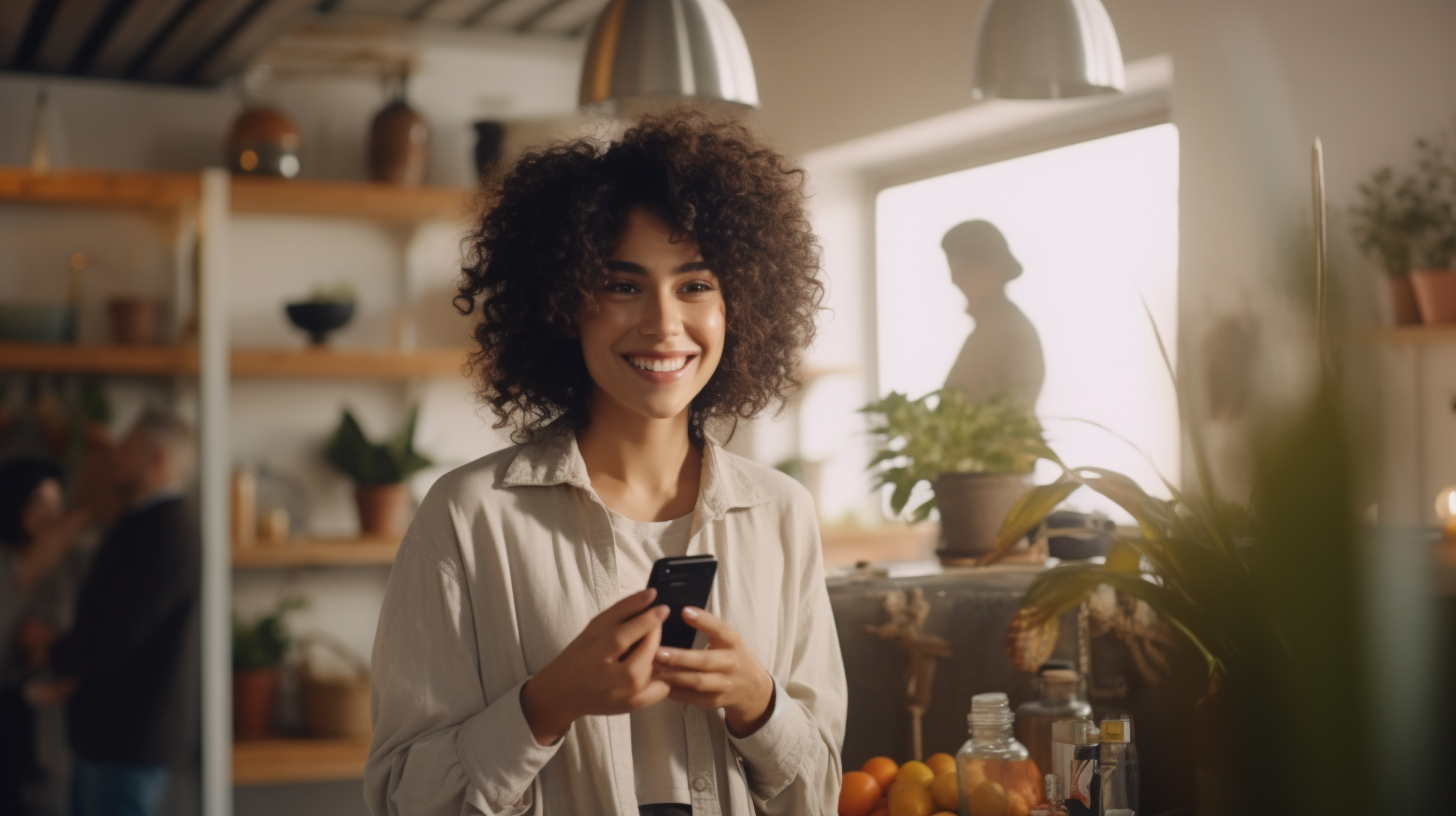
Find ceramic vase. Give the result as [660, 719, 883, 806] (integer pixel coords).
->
[368, 97, 428, 186]
[932, 471, 1032, 564]
[1388, 276, 1422, 325]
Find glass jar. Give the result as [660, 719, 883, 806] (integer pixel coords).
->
[957, 692, 1044, 816]
[1015, 668, 1093, 778]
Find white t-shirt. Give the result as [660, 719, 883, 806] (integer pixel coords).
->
[609, 508, 695, 806]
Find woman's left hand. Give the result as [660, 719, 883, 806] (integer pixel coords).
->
[653, 607, 775, 738]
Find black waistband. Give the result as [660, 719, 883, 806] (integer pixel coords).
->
[639, 806, 692, 816]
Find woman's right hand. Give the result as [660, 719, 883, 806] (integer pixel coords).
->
[518, 588, 671, 746]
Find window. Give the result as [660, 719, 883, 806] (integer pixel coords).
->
[875, 124, 1181, 515]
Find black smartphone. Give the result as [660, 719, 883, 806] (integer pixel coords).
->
[646, 555, 718, 650]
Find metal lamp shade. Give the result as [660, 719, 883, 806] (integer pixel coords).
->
[579, 0, 760, 112]
[971, 0, 1126, 100]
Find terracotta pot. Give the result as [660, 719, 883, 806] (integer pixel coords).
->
[932, 471, 1032, 564]
[1410, 269, 1456, 324]
[1387, 276, 1422, 325]
[355, 483, 408, 537]
[368, 99, 428, 186]
[107, 297, 161, 345]
[233, 667, 279, 741]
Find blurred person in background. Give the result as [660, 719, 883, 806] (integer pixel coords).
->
[940, 220, 1045, 410]
[26, 410, 199, 816]
[0, 457, 89, 815]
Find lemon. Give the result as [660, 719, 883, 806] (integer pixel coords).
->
[930, 771, 959, 811]
[895, 761, 936, 788]
[925, 753, 956, 777]
[888, 782, 934, 816]
[966, 779, 1009, 816]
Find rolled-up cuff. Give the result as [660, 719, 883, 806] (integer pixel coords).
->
[727, 682, 811, 800]
[456, 678, 565, 811]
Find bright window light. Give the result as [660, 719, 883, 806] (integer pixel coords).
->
[875, 124, 1181, 516]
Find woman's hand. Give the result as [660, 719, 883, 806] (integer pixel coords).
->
[653, 607, 775, 738]
[519, 589, 672, 746]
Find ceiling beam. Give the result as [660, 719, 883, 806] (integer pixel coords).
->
[88, 0, 193, 76]
[32, 0, 113, 72]
[135, 0, 257, 82]
[0, 0, 40, 66]
[189, 0, 316, 84]
[513, 0, 571, 32]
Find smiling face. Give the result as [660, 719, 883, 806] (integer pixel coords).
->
[578, 208, 726, 426]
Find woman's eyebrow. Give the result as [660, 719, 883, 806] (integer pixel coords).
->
[603, 259, 712, 274]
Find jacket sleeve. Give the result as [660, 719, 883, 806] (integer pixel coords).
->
[49, 516, 195, 685]
[727, 489, 847, 814]
[365, 541, 561, 816]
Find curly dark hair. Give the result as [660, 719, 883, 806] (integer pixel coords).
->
[455, 109, 824, 445]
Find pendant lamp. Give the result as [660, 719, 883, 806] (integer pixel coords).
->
[578, 0, 759, 113]
[971, 0, 1125, 100]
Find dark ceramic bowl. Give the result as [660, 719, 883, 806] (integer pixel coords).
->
[285, 301, 354, 345]
[0, 304, 77, 343]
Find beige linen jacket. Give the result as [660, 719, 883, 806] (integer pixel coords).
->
[365, 426, 847, 816]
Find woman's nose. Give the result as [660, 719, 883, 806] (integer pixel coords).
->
[640, 289, 684, 338]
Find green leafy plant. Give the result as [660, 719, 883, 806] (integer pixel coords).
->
[305, 281, 357, 303]
[1350, 131, 1456, 275]
[861, 390, 1047, 523]
[324, 406, 433, 486]
[232, 598, 305, 671]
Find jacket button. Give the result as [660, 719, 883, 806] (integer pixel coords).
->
[692, 775, 709, 792]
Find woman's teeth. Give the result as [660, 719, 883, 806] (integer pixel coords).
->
[627, 356, 690, 373]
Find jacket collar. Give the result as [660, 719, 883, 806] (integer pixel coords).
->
[500, 423, 766, 521]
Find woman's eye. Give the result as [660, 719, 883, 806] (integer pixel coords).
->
[605, 280, 638, 294]
[681, 281, 714, 294]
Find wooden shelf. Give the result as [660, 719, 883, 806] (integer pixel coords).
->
[232, 738, 370, 786]
[231, 346, 468, 379]
[0, 342, 469, 379]
[232, 537, 401, 568]
[0, 165, 199, 211]
[0, 166, 473, 223]
[0, 342, 196, 375]
[1356, 325, 1456, 344]
[820, 524, 938, 568]
[230, 175, 472, 223]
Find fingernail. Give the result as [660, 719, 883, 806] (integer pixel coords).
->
[656, 649, 671, 663]
[654, 605, 670, 619]
[682, 607, 699, 620]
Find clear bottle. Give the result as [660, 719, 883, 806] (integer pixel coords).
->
[957, 693, 1043, 816]
[1029, 774, 1071, 816]
[1098, 716, 1139, 815]
[1015, 668, 1093, 778]
[1050, 719, 1100, 816]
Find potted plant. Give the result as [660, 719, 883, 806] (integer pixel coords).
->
[1407, 133, 1456, 323]
[232, 598, 304, 741]
[1350, 166, 1425, 324]
[988, 327, 1372, 816]
[324, 406, 433, 537]
[862, 390, 1047, 564]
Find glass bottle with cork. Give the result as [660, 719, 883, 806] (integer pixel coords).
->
[956, 692, 1045, 816]
[1015, 662, 1092, 776]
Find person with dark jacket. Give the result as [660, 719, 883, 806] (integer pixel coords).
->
[27, 410, 199, 816]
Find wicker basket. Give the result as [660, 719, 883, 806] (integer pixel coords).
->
[298, 635, 371, 740]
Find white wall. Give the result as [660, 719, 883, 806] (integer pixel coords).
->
[735, 0, 1456, 520]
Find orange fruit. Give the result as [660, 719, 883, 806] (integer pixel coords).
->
[840, 771, 884, 816]
[895, 760, 936, 788]
[925, 753, 956, 777]
[862, 756, 900, 791]
[887, 782, 935, 816]
[1008, 791, 1030, 816]
[930, 771, 959, 811]
[1007, 758, 1043, 806]
[962, 757, 988, 791]
[931, 813, 958, 816]
[965, 779, 1010, 816]
[870, 810, 890, 816]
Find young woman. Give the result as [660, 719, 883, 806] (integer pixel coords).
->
[366, 112, 846, 816]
